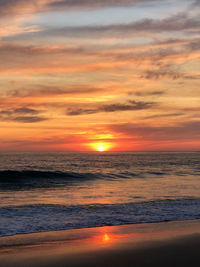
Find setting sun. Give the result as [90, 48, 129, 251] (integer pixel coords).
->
[95, 143, 106, 152]
[87, 142, 115, 152]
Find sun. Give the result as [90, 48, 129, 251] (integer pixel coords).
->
[95, 143, 106, 152]
[87, 142, 114, 152]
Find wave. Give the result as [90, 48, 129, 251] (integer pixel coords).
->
[1, 198, 200, 237]
[0, 167, 197, 190]
[0, 170, 147, 190]
[0, 170, 100, 190]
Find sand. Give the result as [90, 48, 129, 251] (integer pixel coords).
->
[0, 220, 200, 267]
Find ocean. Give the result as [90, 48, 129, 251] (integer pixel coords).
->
[0, 151, 199, 237]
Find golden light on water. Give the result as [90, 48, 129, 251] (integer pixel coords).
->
[103, 234, 110, 242]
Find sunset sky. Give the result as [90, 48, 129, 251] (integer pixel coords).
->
[0, 0, 200, 151]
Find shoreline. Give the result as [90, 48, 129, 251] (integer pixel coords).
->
[0, 217, 199, 239]
[0, 219, 200, 266]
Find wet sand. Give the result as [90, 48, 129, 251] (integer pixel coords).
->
[0, 220, 200, 267]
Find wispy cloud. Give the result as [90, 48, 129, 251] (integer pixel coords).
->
[0, 0, 164, 16]
[1, 36, 200, 76]
[109, 120, 200, 141]
[67, 100, 156, 115]
[0, 107, 48, 123]
[144, 112, 184, 119]
[9, 86, 103, 97]
[0, 43, 90, 55]
[133, 90, 165, 96]
[7, 11, 199, 39]
[47, 0, 161, 10]
[141, 68, 200, 80]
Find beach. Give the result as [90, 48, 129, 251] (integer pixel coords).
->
[1, 0, 200, 264]
[0, 219, 200, 267]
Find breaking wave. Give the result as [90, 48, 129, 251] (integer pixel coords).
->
[1, 198, 200, 236]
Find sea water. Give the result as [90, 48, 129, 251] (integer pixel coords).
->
[0, 151, 199, 236]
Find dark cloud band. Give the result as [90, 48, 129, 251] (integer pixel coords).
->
[67, 100, 156, 116]
[0, 107, 48, 123]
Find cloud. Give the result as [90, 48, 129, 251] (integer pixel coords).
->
[47, 0, 160, 10]
[0, 0, 40, 16]
[144, 112, 184, 119]
[14, 107, 39, 114]
[108, 120, 200, 141]
[11, 116, 47, 123]
[191, 0, 200, 7]
[0, 0, 163, 16]
[2, 133, 88, 151]
[186, 38, 200, 51]
[67, 108, 97, 116]
[1, 35, 200, 76]
[0, 43, 89, 55]
[0, 107, 40, 115]
[67, 100, 156, 115]
[141, 69, 185, 80]
[2, 37, 199, 58]
[7, 11, 200, 40]
[0, 107, 48, 123]
[141, 67, 200, 80]
[9, 86, 103, 98]
[133, 90, 165, 96]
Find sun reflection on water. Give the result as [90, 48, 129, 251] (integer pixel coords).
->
[103, 233, 110, 242]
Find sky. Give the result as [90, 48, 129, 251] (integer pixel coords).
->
[0, 0, 200, 151]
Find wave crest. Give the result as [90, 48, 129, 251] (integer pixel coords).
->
[0, 170, 97, 190]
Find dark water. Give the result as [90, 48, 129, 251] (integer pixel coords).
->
[0, 152, 199, 236]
